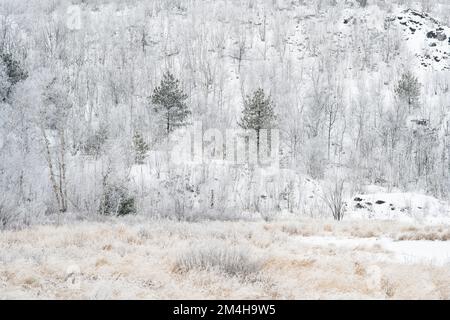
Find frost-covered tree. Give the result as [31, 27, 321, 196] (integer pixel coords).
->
[82, 125, 108, 158]
[356, 0, 368, 7]
[322, 177, 346, 221]
[0, 52, 27, 101]
[133, 131, 149, 164]
[395, 71, 421, 111]
[151, 72, 190, 135]
[238, 88, 277, 159]
[324, 88, 343, 161]
[0, 63, 8, 101]
[39, 74, 73, 213]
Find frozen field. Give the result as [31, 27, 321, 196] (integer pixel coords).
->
[1, 216, 450, 299]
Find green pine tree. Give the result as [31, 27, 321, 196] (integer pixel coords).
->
[133, 131, 149, 164]
[151, 72, 190, 135]
[238, 88, 276, 160]
[395, 71, 421, 111]
[0, 52, 28, 101]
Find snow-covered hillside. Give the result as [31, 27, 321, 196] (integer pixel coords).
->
[347, 192, 450, 224]
[0, 0, 448, 224]
[390, 8, 450, 70]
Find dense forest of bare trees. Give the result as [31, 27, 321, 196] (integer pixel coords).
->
[0, 0, 449, 226]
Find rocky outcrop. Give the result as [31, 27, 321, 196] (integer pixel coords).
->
[389, 9, 450, 70]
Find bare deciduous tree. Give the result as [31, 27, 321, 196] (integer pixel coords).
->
[322, 178, 346, 221]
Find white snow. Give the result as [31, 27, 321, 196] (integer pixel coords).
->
[390, 8, 450, 70]
[346, 192, 450, 224]
[298, 235, 450, 266]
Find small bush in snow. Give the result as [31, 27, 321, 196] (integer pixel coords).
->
[99, 185, 136, 216]
[174, 245, 262, 278]
[0, 203, 16, 230]
[356, 0, 368, 7]
[322, 178, 346, 221]
[82, 125, 108, 158]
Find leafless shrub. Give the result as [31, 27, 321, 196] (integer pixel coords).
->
[260, 210, 276, 222]
[0, 203, 16, 230]
[137, 227, 152, 240]
[421, 0, 431, 13]
[322, 178, 346, 221]
[397, 231, 450, 241]
[381, 277, 396, 298]
[351, 229, 376, 238]
[281, 224, 313, 237]
[354, 262, 366, 276]
[356, 0, 368, 7]
[174, 244, 262, 278]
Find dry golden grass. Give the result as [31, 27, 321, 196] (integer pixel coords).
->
[273, 219, 450, 241]
[397, 230, 450, 241]
[95, 258, 109, 268]
[0, 217, 449, 299]
[354, 262, 366, 276]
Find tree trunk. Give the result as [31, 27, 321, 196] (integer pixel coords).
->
[167, 110, 170, 135]
[41, 127, 63, 212]
[59, 129, 67, 212]
[256, 129, 260, 164]
[327, 113, 332, 160]
[40, 126, 68, 213]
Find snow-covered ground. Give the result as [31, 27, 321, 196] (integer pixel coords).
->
[299, 236, 450, 266]
[1, 216, 450, 299]
[346, 192, 450, 224]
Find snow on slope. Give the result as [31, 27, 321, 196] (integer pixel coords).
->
[388, 8, 450, 70]
[347, 192, 450, 224]
[129, 156, 324, 218]
[336, 5, 450, 71]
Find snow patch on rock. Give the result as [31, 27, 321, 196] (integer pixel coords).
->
[388, 8, 450, 70]
[347, 192, 450, 224]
